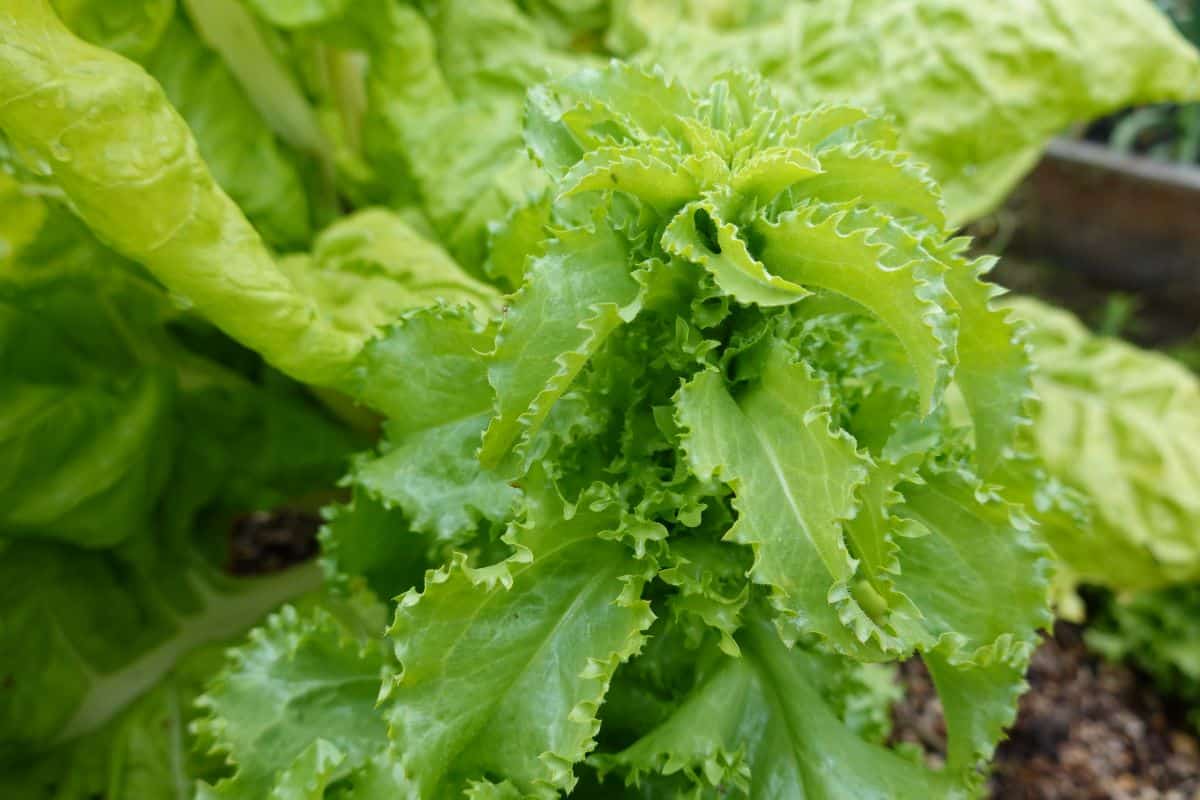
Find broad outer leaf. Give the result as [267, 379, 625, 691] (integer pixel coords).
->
[0, 542, 322, 758]
[142, 18, 313, 249]
[194, 598, 390, 800]
[0, 2, 360, 385]
[0, 643, 225, 800]
[1007, 296, 1200, 590]
[0, 370, 173, 549]
[280, 209, 499, 344]
[384, 491, 654, 797]
[334, 0, 588, 270]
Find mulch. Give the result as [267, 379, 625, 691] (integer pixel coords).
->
[891, 623, 1200, 799]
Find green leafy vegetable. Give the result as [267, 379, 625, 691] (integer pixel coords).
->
[3, 0, 1198, 796]
[193, 591, 391, 799]
[1006, 296, 1200, 592]
[610, 0, 1200, 224]
[0, 1, 357, 385]
[292, 63, 1049, 796]
[1, 642, 225, 800]
[0, 147, 353, 762]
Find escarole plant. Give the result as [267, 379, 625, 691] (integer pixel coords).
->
[189, 67, 1052, 798]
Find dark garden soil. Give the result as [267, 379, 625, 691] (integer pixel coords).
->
[891, 623, 1200, 799]
[226, 508, 322, 576]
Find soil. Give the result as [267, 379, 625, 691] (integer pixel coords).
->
[226, 508, 322, 576]
[890, 623, 1200, 799]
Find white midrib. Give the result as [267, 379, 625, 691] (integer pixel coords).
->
[58, 561, 323, 742]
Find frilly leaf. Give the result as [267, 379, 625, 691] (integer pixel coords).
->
[660, 538, 751, 656]
[936, 243, 1034, 475]
[192, 596, 390, 799]
[348, 306, 518, 543]
[800, 143, 947, 229]
[894, 465, 1054, 668]
[729, 146, 822, 206]
[924, 651, 1028, 779]
[753, 202, 958, 413]
[559, 143, 700, 216]
[776, 105, 872, 153]
[383, 484, 655, 798]
[662, 194, 810, 307]
[675, 341, 904, 659]
[597, 618, 966, 799]
[481, 222, 642, 468]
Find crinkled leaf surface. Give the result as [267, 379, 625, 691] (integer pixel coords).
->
[383, 488, 654, 798]
[601, 619, 964, 799]
[0, 642, 225, 800]
[194, 594, 390, 799]
[614, 0, 1200, 223]
[676, 344, 878, 656]
[1007, 296, 1200, 590]
[0, 3, 358, 384]
[280, 210, 499, 343]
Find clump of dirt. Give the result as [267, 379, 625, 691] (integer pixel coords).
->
[890, 623, 1200, 799]
[227, 509, 321, 575]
